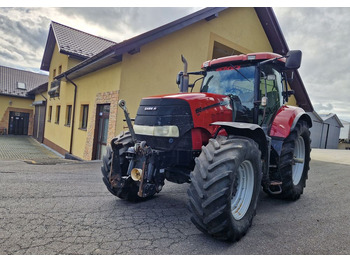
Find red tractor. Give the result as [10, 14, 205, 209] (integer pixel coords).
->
[101, 50, 311, 242]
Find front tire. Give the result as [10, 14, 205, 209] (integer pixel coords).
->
[187, 137, 262, 242]
[101, 131, 141, 202]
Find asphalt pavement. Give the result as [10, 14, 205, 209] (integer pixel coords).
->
[0, 135, 349, 255]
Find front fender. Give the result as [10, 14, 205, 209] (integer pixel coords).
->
[211, 121, 268, 163]
[269, 105, 312, 138]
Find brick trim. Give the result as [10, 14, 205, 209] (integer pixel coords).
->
[82, 90, 119, 160]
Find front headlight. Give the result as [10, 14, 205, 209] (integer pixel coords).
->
[134, 125, 179, 137]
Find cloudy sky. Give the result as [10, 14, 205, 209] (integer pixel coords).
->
[1, 2, 350, 121]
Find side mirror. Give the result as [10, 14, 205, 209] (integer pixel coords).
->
[285, 50, 302, 70]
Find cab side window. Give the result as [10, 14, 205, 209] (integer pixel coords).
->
[259, 66, 283, 125]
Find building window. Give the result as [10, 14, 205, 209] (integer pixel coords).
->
[17, 82, 26, 89]
[212, 41, 242, 59]
[65, 105, 72, 126]
[49, 80, 60, 98]
[81, 105, 89, 130]
[55, 105, 61, 124]
[48, 106, 52, 122]
[58, 65, 62, 75]
[53, 69, 56, 78]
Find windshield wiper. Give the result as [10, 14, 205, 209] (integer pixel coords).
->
[201, 75, 214, 92]
[230, 64, 251, 82]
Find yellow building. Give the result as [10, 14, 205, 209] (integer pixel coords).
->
[0, 66, 48, 136]
[39, 7, 313, 160]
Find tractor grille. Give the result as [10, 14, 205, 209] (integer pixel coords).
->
[134, 97, 193, 151]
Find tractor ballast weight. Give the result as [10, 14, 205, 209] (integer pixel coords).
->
[101, 50, 312, 242]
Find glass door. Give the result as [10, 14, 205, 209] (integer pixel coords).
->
[93, 104, 110, 160]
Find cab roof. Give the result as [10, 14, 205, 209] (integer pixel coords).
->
[202, 52, 286, 69]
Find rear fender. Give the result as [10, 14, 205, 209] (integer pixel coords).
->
[270, 105, 312, 139]
[270, 105, 312, 155]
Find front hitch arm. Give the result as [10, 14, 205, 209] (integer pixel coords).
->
[118, 99, 137, 143]
[109, 139, 125, 189]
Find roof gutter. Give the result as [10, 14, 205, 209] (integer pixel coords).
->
[55, 46, 120, 81]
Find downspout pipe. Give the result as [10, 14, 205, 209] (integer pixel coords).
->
[40, 91, 47, 143]
[64, 74, 78, 155]
[39, 91, 47, 102]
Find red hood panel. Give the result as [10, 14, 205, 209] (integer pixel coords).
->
[143, 92, 233, 135]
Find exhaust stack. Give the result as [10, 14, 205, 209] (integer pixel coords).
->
[178, 55, 189, 93]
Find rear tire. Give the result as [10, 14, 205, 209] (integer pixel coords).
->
[101, 131, 141, 202]
[187, 136, 262, 242]
[265, 120, 311, 200]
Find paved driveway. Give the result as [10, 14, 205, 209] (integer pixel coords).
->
[0, 136, 70, 164]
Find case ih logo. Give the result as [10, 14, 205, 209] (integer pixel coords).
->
[144, 106, 157, 111]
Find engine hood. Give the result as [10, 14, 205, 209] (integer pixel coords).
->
[142, 92, 233, 132]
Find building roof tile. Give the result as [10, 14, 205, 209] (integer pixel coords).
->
[0, 66, 48, 98]
[40, 21, 116, 71]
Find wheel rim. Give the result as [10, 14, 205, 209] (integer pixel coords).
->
[231, 160, 255, 220]
[292, 135, 305, 185]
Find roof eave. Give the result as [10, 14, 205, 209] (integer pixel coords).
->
[109, 7, 227, 57]
[60, 50, 89, 61]
[0, 92, 33, 99]
[40, 25, 56, 71]
[55, 45, 121, 81]
[27, 82, 48, 96]
[290, 70, 314, 112]
[254, 7, 289, 55]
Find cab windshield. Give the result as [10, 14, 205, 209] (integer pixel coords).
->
[201, 65, 256, 122]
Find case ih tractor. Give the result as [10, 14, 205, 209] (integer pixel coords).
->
[101, 50, 311, 242]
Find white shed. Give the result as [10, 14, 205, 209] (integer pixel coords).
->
[306, 112, 343, 149]
[319, 113, 343, 149]
[307, 111, 324, 148]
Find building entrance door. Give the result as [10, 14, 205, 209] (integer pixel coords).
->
[33, 104, 46, 142]
[8, 111, 29, 135]
[93, 104, 110, 160]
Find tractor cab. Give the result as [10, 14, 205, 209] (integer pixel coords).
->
[179, 51, 302, 129]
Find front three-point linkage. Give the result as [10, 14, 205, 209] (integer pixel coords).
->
[115, 100, 163, 198]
